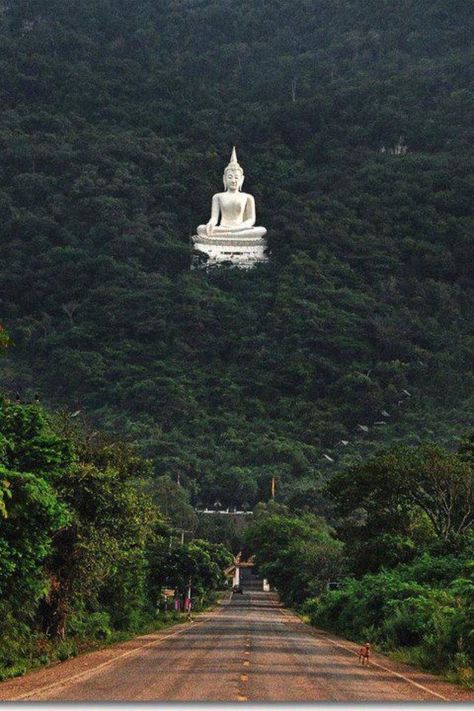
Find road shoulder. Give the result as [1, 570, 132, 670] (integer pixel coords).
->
[0, 598, 229, 701]
[279, 606, 474, 702]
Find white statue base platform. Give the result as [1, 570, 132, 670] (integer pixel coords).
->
[191, 233, 268, 269]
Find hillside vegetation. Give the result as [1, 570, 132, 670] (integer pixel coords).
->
[0, 0, 473, 508]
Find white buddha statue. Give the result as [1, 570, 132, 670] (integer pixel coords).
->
[196, 148, 267, 240]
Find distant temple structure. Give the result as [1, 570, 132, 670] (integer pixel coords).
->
[191, 148, 268, 269]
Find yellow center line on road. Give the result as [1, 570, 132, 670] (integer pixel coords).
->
[9, 607, 225, 702]
[277, 607, 449, 701]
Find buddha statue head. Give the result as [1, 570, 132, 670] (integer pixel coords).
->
[223, 146, 244, 191]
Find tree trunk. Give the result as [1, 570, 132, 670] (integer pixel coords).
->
[41, 576, 69, 639]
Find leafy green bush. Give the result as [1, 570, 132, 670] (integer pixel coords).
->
[68, 611, 113, 641]
[305, 557, 474, 682]
[55, 640, 78, 662]
[0, 602, 37, 679]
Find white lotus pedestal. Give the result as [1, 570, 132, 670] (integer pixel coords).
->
[191, 232, 268, 269]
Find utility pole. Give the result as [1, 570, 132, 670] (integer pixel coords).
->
[186, 576, 193, 620]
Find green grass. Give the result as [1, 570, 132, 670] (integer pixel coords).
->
[390, 647, 474, 690]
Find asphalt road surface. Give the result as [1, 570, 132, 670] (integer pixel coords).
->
[0, 572, 472, 702]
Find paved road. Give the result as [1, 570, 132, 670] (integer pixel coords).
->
[1, 578, 472, 702]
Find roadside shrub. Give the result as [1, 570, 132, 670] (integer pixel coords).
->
[55, 639, 78, 661]
[397, 553, 467, 586]
[306, 557, 474, 683]
[302, 597, 321, 620]
[307, 571, 428, 637]
[0, 603, 34, 671]
[382, 606, 425, 647]
[68, 611, 112, 641]
[449, 653, 474, 689]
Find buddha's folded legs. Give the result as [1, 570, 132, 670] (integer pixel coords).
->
[196, 225, 267, 239]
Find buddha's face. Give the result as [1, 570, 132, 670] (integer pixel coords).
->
[223, 168, 244, 191]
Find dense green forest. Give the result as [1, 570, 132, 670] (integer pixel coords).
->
[0, 0, 472, 507]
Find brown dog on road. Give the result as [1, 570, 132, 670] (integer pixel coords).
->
[358, 642, 370, 665]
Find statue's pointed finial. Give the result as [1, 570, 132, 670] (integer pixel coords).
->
[226, 146, 243, 172]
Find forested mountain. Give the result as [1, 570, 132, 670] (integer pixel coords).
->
[0, 0, 472, 507]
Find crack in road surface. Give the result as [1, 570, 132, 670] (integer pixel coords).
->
[0, 575, 472, 702]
